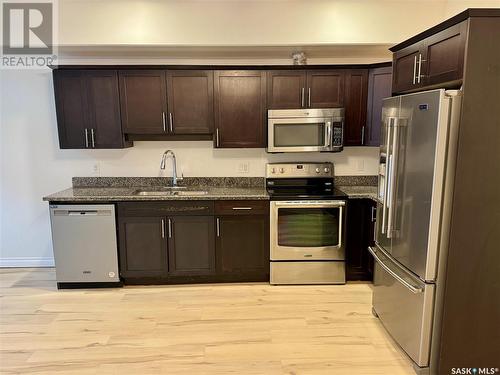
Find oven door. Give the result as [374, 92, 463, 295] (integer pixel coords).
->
[268, 117, 334, 152]
[270, 200, 346, 260]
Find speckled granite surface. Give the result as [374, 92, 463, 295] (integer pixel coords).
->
[72, 177, 265, 188]
[43, 186, 269, 202]
[44, 176, 378, 202]
[333, 176, 377, 186]
[337, 186, 378, 201]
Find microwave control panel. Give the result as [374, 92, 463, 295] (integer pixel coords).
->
[333, 127, 343, 146]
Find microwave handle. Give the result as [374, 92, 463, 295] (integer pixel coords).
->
[325, 122, 332, 147]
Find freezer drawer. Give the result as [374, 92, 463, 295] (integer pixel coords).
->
[370, 246, 434, 368]
[49, 204, 119, 285]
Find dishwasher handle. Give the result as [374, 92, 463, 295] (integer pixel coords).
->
[53, 209, 112, 216]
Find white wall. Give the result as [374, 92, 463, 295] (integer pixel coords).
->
[0, 69, 378, 266]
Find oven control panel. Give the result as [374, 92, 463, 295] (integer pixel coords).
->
[266, 163, 333, 178]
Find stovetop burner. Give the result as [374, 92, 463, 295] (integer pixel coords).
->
[266, 163, 346, 201]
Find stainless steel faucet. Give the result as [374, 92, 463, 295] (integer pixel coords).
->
[160, 150, 181, 186]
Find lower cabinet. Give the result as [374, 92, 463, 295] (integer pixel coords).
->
[346, 199, 377, 281]
[117, 200, 269, 283]
[168, 215, 215, 276]
[215, 205, 269, 281]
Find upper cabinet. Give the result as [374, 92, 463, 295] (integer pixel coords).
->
[166, 70, 214, 135]
[53, 69, 131, 149]
[267, 70, 306, 109]
[214, 70, 267, 148]
[119, 70, 168, 135]
[391, 20, 468, 94]
[267, 70, 343, 109]
[344, 69, 368, 146]
[306, 70, 344, 108]
[366, 66, 392, 147]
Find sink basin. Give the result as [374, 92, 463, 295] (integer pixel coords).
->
[133, 188, 208, 196]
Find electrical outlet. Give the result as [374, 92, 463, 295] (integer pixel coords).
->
[238, 162, 250, 174]
[92, 162, 100, 176]
[357, 160, 365, 172]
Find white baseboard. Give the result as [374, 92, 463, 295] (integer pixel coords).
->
[0, 257, 55, 268]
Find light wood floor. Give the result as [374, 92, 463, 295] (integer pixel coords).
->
[0, 268, 415, 375]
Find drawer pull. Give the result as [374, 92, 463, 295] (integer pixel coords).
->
[232, 207, 253, 210]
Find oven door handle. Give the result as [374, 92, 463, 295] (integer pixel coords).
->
[273, 201, 345, 207]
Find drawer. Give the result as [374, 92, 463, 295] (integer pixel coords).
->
[118, 201, 214, 216]
[215, 200, 269, 215]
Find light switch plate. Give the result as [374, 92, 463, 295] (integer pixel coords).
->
[238, 162, 250, 174]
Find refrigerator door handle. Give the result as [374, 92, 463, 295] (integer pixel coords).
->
[381, 117, 394, 235]
[387, 118, 400, 238]
[369, 246, 423, 294]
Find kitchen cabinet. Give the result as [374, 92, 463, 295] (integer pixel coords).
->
[267, 70, 343, 109]
[391, 20, 467, 94]
[166, 70, 214, 134]
[346, 199, 376, 281]
[118, 216, 168, 278]
[365, 66, 392, 147]
[306, 70, 344, 108]
[117, 201, 215, 281]
[119, 70, 168, 134]
[214, 70, 267, 148]
[215, 201, 269, 281]
[167, 215, 216, 276]
[344, 69, 368, 146]
[53, 70, 131, 149]
[267, 70, 306, 109]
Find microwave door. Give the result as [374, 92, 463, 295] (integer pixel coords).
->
[268, 117, 331, 152]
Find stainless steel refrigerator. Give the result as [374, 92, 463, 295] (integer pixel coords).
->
[370, 89, 463, 373]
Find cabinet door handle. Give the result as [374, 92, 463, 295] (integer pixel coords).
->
[301, 87, 305, 107]
[361, 126, 365, 145]
[84, 129, 89, 148]
[216, 218, 220, 237]
[162, 111, 167, 132]
[90, 128, 95, 148]
[161, 219, 165, 238]
[169, 112, 173, 133]
[308, 87, 311, 107]
[216, 128, 220, 148]
[232, 207, 252, 210]
[417, 53, 425, 84]
[371, 206, 377, 222]
[168, 218, 172, 238]
[413, 55, 417, 85]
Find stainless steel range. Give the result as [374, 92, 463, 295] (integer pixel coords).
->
[266, 162, 347, 284]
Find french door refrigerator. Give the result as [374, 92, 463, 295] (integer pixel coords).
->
[370, 89, 463, 373]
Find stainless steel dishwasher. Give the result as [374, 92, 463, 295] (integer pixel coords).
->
[49, 204, 121, 288]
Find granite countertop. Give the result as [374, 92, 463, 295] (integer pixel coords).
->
[43, 186, 270, 202]
[337, 185, 378, 201]
[43, 176, 380, 203]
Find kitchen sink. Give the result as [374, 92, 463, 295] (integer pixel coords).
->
[133, 188, 208, 196]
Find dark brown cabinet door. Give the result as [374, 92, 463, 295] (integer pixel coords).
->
[344, 69, 368, 146]
[306, 70, 344, 108]
[366, 66, 392, 147]
[86, 70, 130, 148]
[214, 70, 267, 148]
[119, 70, 167, 134]
[392, 43, 424, 94]
[53, 70, 89, 149]
[166, 70, 214, 134]
[267, 70, 307, 109]
[346, 199, 376, 281]
[216, 215, 269, 279]
[422, 21, 467, 87]
[167, 215, 215, 276]
[118, 216, 168, 278]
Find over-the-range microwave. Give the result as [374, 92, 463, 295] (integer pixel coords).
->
[267, 108, 344, 153]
